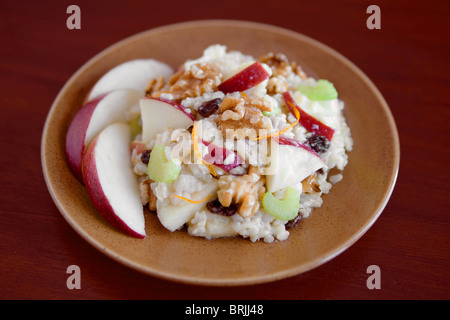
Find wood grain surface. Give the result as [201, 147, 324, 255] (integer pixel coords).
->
[0, 0, 449, 299]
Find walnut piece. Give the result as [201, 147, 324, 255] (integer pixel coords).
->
[217, 166, 265, 218]
[168, 62, 222, 100]
[267, 75, 288, 94]
[218, 96, 272, 139]
[301, 173, 321, 194]
[259, 52, 307, 80]
[139, 178, 157, 211]
[145, 75, 166, 97]
[290, 61, 307, 80]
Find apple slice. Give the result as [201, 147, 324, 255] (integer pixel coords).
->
[200, 139, 243, 173]
[266, 136, 326, 193]
[218, 61, 270, 94]
[82, 123, 146, 239]
[157, 181, 218, 232]
[282, 91, 335, 141]
[65, 89, 141, 182]
[87, 59, 174, 100]
[140, 97, 194, 144]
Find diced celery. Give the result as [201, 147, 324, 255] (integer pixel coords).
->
[262, 187, 300, 220]
[147, 144, 181, 183]
[297, 79, 338, 101]
[262, 104, 281, 116]
[129, 116, 142, 139]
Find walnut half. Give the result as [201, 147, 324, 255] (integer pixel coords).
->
[218, 96, 272, 139]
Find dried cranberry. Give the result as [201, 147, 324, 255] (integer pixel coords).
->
[206, 199, 237, 216]
[306, 134, 330, 154]
[198, 98, 222, 117]
[140, 149, 151, 164]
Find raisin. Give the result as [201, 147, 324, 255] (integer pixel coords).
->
[306, 134, 330, 154]
[198, 98, 222, 117]
[140, 149, 151, 164]
[206, 199, 237, 216]
[286, 213, 302, 229]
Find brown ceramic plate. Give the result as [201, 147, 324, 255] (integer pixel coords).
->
[41, 20, 399, 286]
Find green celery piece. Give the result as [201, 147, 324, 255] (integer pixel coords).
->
[262, 187, 300, 220]
[262, 104, 281, 116]
[129, 117, 142, 139]
[297, 79, 338, 101]
[147, 144, 181, 183]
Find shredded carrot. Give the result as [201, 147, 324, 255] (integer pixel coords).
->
[170, 194, 211, 204]
[207, 163, 217, 176]
[192, 122, 217, 176]
[152, 90, 171, 98]
[192, 122, 202, 162]
[253, 102, 300, 141]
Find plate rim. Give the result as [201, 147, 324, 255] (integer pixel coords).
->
[41, 19, 400, 286]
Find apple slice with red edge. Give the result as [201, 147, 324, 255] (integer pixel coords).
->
[266, 136, 326, 193]
[87, 59, 174, 101]
[200, 139, 243, 173]
[140, 97, 194, 144]
[82, 122, 146, 239]
[282, 91, 335, 141]
[218, 61, 270, 94]
[65, 89, 141, 182]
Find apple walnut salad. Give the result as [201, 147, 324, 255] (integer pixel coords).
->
[65, 44, 353, 242]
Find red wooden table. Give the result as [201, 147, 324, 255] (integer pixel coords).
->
[1, 0, 449, 300]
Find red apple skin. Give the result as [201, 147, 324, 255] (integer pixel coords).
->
[282, 91, 335, 141]
[276, 136, 321, 158]
[82, 136, 145, 239]
[200, 139, 243, 173]
[65, 94, 106, 183]
[148, 97, 195, 121]
[218, 61, 270, 94]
